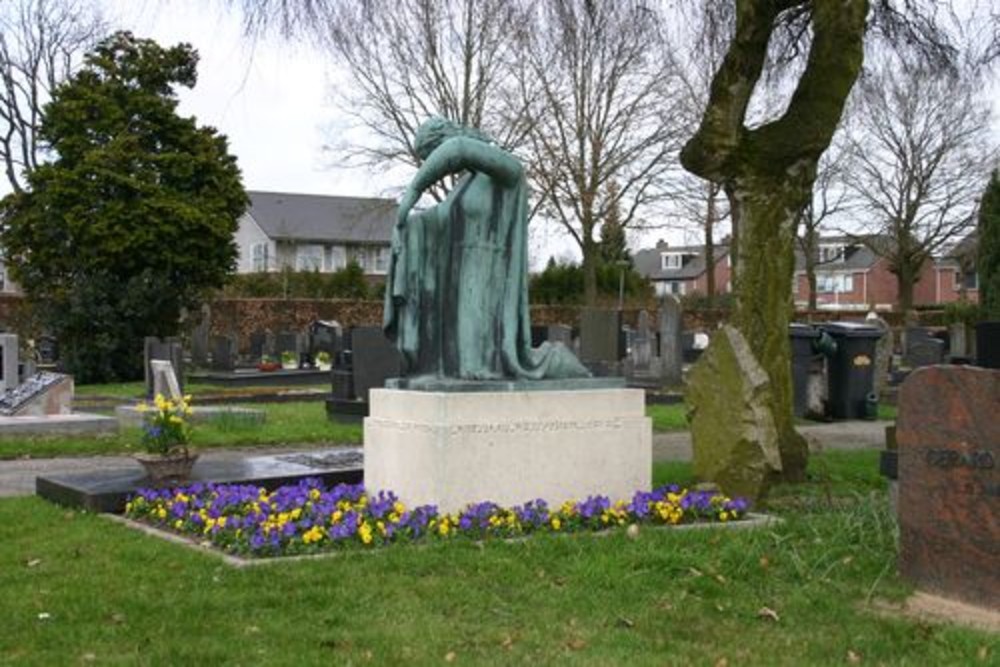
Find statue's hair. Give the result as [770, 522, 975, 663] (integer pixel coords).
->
[413, 116, 492, 159]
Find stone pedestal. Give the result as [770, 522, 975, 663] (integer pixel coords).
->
[364, 388, 651, 513]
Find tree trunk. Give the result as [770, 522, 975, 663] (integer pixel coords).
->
[582, 236, 599, 306]
[731, 174, 811, 481]
[679, 0, 867, 486]
[804, 219, 819, 310]
[896, 267, 916, 312]
[704, 182, 717, 306]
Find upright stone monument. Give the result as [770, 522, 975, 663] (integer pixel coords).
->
[631, 310, 653, 370]
[865, 311, 893, 397]
[367, 116, 649, 512]
[0, 333, 20, 393]
[658, 295, 683, 386]
[144, 336, 183, 398]
[896, 366, 998, 609]
[209, 335, 235, 372]
[686, 326, 782, 500]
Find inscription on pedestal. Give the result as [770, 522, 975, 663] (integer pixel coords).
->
[896, 366, 999, 609]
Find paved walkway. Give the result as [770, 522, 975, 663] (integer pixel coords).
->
[0, 421, 890, 499]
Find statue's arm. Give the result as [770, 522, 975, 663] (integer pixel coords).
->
[398, 137, 522, 227]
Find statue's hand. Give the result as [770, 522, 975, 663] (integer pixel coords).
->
[397, 188, 419, 229]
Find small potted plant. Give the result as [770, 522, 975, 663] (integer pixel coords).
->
[281, 350, 299, 370]
[257, 355, 281, 372]
[134, 394, 198, 482]
[315, 350, 332, 371]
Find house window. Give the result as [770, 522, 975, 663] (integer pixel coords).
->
[667, 281, 685, 295]
[296, 244, 325, 271]
[819, 244, 845, 263]
[347, 245, 390, 274]
[328, 245, 347, 271]
[816, 273, 854, 293]
[952, 269, 977, 290]
[661, 253, 683, 270]
[374, 247, 389, 273]
[251, 243, 269, 272]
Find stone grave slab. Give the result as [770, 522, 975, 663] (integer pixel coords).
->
[36, 447, 364, 513]
[896, 365, 999, 609]
[659, 296, 683, 385]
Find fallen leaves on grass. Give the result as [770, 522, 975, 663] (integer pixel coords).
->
[757, 607, 780, 622]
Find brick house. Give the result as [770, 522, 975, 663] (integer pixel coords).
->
[632, 233, 978, 308]
[235, 191, 395, 276]
[792, 234, 978, 310]
[632, 240, 732, 299]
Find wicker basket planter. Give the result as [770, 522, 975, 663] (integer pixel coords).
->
[135, 448, 200, 483]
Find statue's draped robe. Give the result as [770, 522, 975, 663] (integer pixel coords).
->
[384, 171, 588, 380]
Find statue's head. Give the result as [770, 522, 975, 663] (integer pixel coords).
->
[413, 116, 491, 160]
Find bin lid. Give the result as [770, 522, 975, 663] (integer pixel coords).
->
[789, 323, 821, 338]
[819, 321, 883, 338]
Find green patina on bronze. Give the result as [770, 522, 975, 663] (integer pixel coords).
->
[384, 117, 589, 383]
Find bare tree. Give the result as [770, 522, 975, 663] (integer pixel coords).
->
[797, 138, 851, 310]
[842, 57, 997, 311]
[670, 4, 733, 305]
[0, 0, 106, 193]
[516, 0, 682, 305]
[316, 0, 527, 190]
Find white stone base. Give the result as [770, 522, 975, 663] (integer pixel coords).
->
[364, 388, 651, 513]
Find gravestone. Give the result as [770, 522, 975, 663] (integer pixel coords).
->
[579, 309, 622, 367]
[36, 335, 58, 366]
[0, 372, 72, 416]
[0, 333, 20, 393]
[948, 323, 970, 361]
[530, 326, 548, 348]
[144, 337, 183, 397]
[350, 326, 402, 402]
[249, 331, 267, 361]
[209, 336, 235, 372]
[686, 326, 782, 501]
[190, 306, 210, 368]
[276, 332, 300, 354]
[631, 311, 653, 370]
[896, 365, 999, 609]
[866, 313, 893, 396]
[658, 296, 683, 386]
[149, 360, 183, 401]
[905, 327, 944, 368]
[547, 325, 573, 347]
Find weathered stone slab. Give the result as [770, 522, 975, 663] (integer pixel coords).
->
[0, 372, 73, 416]
[580, 309, 622, 364]
[0, 333, 19, 392]
[687, 326, 782, 501]
[658, 296, 683, 386]
[896, 366, 999, 609]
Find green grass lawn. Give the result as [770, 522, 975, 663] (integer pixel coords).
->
[0, 403, 362, 460]
[0, 451, 992, 665]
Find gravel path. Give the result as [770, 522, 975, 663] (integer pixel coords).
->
[0, 421, 889, 498]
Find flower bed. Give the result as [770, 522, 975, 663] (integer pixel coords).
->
[125, 479, 750, 558]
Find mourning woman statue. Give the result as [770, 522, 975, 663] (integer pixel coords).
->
[384, 117, 589, 382]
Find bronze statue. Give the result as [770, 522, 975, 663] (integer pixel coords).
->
[384, 117, 589, 382]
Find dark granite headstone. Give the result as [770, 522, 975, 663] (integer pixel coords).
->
[579, 309, 622, 364]
[530, 325, 548, 347]
[896, 366, 999, 609]
[907, 338, 945, 368]
[248, 331, 267, 361]
[143, 336, 184, 397]
[209, 335, 235, 372]
[351, 326, 402, 401]
[631, 311, 652, 370]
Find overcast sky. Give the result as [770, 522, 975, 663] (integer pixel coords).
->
[6, 1, 1000, 265]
